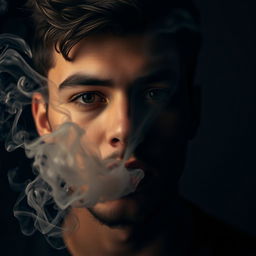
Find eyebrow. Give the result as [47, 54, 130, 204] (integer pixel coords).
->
[134, 68, 176, 86]
[58, 68, 176, 91]
[58, 74, 113, 90]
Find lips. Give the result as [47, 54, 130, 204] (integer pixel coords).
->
[124, 157, 155, 194]
[124, 157, 146, 170]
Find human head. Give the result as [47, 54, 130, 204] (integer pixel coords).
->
[26, 0, 200, 251]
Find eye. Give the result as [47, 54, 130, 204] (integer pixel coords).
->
[144, 88, 172, 104]
[70, 91, 107, 107]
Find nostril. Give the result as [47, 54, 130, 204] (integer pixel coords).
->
[111, 138, 120, 145]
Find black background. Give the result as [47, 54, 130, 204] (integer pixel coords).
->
[182, 0, 256, 236]
[0, 0, 256, 249]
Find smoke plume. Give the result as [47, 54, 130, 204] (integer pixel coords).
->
[0, 34, 145, 248]
[0, 8, 198, 249]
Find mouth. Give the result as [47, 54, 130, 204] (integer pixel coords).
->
[123, 157, 155, 197]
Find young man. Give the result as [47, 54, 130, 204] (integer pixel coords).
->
[19, 0, 255, 255]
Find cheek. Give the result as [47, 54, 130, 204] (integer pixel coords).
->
[83, 123, 105, 149]
[154, 112, 180, 138]
[135, 111, 188, 163]
[47, 107, 66, 130]
[47, 105, 107, 149]
[142, 111, 182, 145]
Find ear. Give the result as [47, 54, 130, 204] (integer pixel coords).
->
[32, 93, 51, 136]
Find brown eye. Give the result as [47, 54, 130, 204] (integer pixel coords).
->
[81, 93, 96, 104]
[71, 92, 107, 105]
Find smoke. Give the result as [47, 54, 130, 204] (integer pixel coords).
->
[25, 122, 145, 209]
[0, 34, 147, 248]
[0, 33, 151, 248]
[0, 8, 198, 250]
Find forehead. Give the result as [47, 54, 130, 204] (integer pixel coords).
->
[48, 34, 180, 86]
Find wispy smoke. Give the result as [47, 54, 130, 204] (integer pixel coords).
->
[0, 8, 198, 249]
[0, 34, 145, 248]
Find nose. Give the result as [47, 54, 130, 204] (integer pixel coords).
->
[105, 93, 131, 155]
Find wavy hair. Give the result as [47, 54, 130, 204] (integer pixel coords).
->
[26, 0, 199, 76]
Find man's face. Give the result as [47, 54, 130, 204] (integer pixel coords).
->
[32, 34, 194, 227]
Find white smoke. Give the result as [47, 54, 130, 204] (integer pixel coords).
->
[0, 8, 198, 249]
[0, 34, 146, 248]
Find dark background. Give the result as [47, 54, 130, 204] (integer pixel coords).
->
[182, 0, 256, 236]
[0, 0, 256, 250]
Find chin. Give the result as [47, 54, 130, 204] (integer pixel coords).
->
[87, 195, 145, 228]
[86, 176, 172, 229]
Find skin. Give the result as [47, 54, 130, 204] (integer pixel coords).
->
[32, 34, 196, 256]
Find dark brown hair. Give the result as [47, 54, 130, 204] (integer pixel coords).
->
[26, 0, 200, 76]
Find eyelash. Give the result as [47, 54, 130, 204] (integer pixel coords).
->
[143, 87, 172, 103]
[69, 87, 172, 109]
[70, 91, 107, 108]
